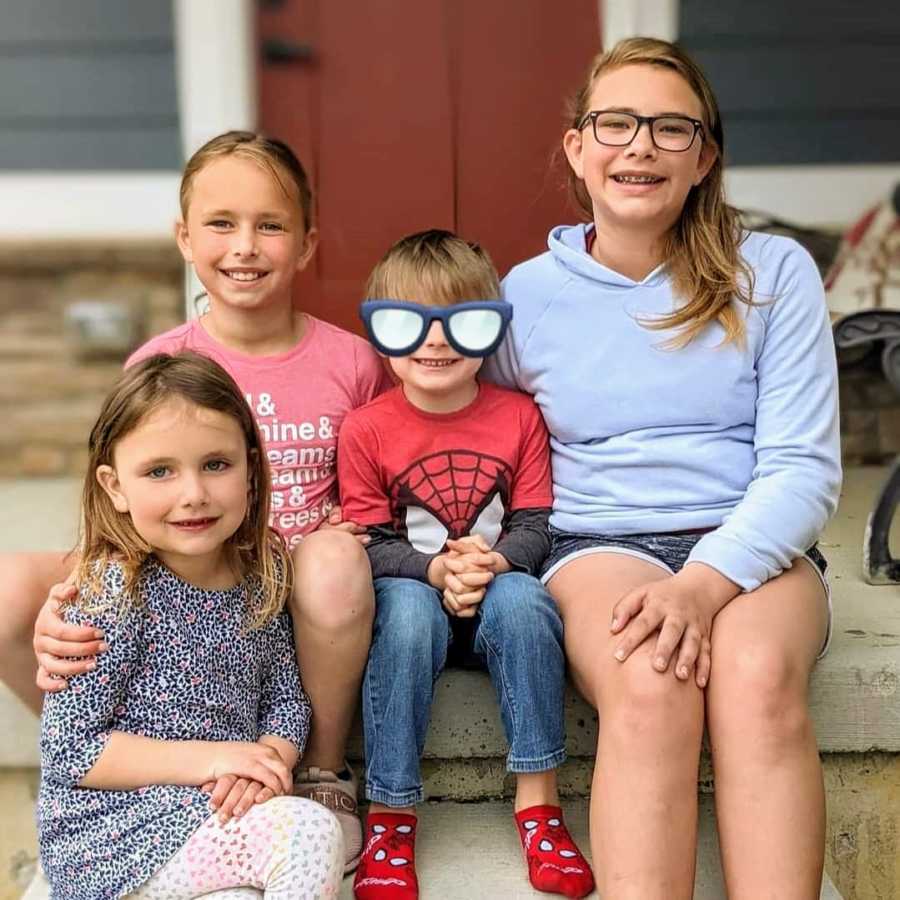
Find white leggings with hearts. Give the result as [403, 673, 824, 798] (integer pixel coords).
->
[127, 796, 344, 900]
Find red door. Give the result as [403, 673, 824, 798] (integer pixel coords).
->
[258, 0, 601, 334]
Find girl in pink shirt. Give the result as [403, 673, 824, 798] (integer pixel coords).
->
[9, 131, 391, 874]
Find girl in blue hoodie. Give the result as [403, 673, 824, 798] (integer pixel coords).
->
[485, 37, 840, 899]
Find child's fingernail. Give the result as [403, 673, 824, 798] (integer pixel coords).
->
[655, 656, 666, 669]
[679, 666, 688, 678]
[615, 648, 626, 661]
[93, 630, 104, 639]
[98, 642, 109, 652]
[87, 661, 96, 670]
[610, 618, 619, 629]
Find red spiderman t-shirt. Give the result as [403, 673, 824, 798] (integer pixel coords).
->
[338, 382, 551, 553]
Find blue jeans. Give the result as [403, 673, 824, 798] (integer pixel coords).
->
[362, 573, 567, 807]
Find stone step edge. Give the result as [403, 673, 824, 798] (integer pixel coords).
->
[3, 647, 899, 773]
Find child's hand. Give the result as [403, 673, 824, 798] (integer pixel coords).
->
[428, 553, 493, 591]
[318, 505, 370, 544]
[205, 741, 293, 797]
[610, 566, 736, 688]
[445, 538, 510, 576]
[446, 534, 492, 555]
[441, 563, 493, 618]
[34, 584, 108, 693]
[202, 775, 275, 823]
[442, 586, 484, 618]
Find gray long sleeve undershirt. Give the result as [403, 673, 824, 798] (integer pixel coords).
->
[365, 507, 551, 582]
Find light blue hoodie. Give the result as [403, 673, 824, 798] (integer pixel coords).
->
[484, 224, 841, 591]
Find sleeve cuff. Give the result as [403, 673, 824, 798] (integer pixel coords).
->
[686, 532, 777, 593]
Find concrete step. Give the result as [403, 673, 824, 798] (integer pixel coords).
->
[16, 798, 842, 900]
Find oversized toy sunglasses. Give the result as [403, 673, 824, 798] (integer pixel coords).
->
[360, 300, 513, 357]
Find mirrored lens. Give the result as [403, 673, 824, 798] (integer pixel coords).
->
[370, 307, 424, 350]
[447, 309, 502, 351]
[651, 117, 696, 151]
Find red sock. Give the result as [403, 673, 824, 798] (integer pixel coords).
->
[353, 812, 419, 900]
[514, 805, 595, 898]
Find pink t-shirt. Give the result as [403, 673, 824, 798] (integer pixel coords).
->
[127, 315, 392, 549]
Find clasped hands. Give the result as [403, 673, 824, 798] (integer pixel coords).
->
[427, 535, 509, 618]
[201, 737, 296, 825]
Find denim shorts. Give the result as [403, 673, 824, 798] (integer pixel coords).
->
[541, 526, 832, 657]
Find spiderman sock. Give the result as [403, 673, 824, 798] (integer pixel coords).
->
[353, 812, 419, 900]
[514, 805, 595, 898]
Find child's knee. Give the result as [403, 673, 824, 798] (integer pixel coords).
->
[483, 573, 561, 636]
[289, 531, 374, 630]
[373, 581, 447, 660]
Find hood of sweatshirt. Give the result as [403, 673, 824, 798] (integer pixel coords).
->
[547, 223, 668, 290]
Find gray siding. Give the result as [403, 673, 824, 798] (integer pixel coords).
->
[0, 0, 180, 170]
[679, 1, 900, 166]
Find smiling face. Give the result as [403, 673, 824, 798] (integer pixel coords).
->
[564, 63, 717, 238]
[96, 398, 251, 587]
[175, 155, 317, 317]
[388, 314, 483, 414]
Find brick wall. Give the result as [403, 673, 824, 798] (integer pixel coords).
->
[1, 242, 182, 478]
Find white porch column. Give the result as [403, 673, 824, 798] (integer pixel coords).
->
[172, 0, 258, 316]
[602, 0, 678, 47]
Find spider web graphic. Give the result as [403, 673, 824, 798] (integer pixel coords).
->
[389, 450, 512, 539]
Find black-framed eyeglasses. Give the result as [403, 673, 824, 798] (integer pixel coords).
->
[360, 300, 512, 358]
[578, 111, 704, 152]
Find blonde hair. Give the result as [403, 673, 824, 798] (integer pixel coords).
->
[75, 352, 291, 629]
[568, 37, 755, 345]
[180, 130, 314, 232]
[366, 229, 501, 307]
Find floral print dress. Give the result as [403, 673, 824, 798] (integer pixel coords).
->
[38, 559, 309, 900]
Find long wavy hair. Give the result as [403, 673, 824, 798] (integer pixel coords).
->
[568, 37, 755, 346]
[74, 352, 291, 628]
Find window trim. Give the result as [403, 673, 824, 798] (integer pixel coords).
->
[0, 0, 256, 241]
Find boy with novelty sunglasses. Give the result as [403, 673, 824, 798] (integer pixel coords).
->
[338, 230, 594, 900]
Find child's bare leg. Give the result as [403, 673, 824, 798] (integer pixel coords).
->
[706, 561, 827, 900]
[550, 554, 703, 900]
[515, 770, 559, 811]
[289, 529, 373, 872]
[0, 551, 72, 713]
[289, 530, 374, 771]
[368, 802, 415, 816]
